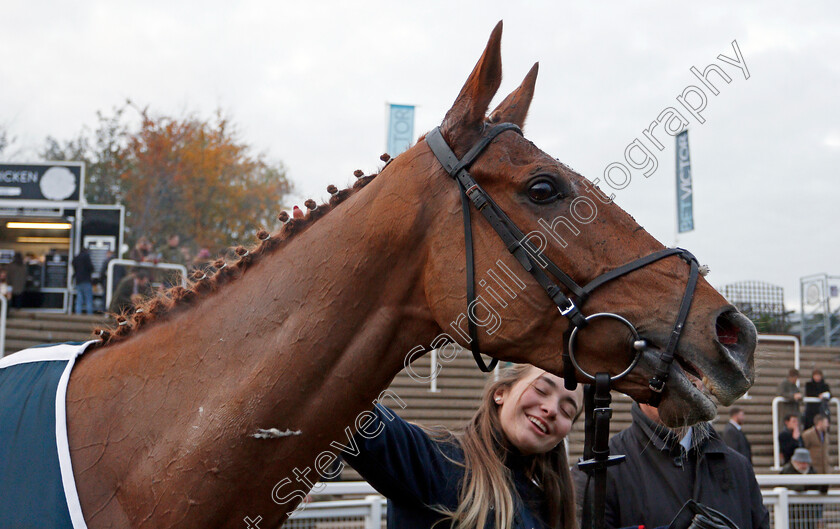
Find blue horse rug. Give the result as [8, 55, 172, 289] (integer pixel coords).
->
[0, 341, 95, 529]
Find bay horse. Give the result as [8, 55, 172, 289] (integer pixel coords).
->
[62, 22, 756, 528]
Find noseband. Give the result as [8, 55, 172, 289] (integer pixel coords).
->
[426, 123, 702, 406]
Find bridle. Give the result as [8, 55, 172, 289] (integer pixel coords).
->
[426, 122, 702, 529]
[426, 122, 701, 402]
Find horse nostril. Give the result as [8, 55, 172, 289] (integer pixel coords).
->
[715, 311, 741, 346]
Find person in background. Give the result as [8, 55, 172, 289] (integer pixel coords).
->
[779, 414, 804, 465]
[129, 236, 153, 263]
[108, 268, 154, 314]
[723, 406, 752, 464]
[781, 448, 823, 529]
[71, 247, 94, 314]
[778, 368, 803, 428]
[804, 370, 831, 430]
[156, 234, 185, 265]
[573, 402, 768, 529]
[802, 413, 831, 476]
[6, 252, 25, 309]
[781, 448, 818, 485]
[190, 248, 213, 274]
[0, 270, 11, 301]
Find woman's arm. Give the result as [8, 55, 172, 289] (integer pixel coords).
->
[342, 404, 463, 510]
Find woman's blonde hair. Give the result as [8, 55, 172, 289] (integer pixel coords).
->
[429, 363, 581, 529]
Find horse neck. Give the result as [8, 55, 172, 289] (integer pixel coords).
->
[103, 162, 443, 430]
[68, 156, 456, 528]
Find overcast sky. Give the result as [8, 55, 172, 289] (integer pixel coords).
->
[2, 1, 838, 311]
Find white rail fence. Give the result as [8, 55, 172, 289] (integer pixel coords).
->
[104, 259, 188, 310]
[284, 477, 840, 529]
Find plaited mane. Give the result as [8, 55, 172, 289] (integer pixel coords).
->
[90, 155, 392, 348]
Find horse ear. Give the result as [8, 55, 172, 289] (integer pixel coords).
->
[440, 21, 504, 152]
[489, 62, 538, 129]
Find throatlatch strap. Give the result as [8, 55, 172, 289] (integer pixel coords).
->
[460, 186, 497, 372]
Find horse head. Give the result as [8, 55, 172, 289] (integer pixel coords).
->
[414, 22, 755, 427]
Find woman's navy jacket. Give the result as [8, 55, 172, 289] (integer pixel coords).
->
[343, 404, 549, 529]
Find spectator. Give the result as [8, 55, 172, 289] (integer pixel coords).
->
[190, 248, 213, 274]
[781, 448, 824, 529]
[778, 368, 803, 428]
[6, 252, 25, 309]
[723, 406, 752, 464]
[802, 413, 831, 475]
[156, 234, 185, 265]
[804, 370, 831, 430]
[781, 448, 819, 487]
[109, 268, 154, 314]
[779, 414, 804, 465]
[572, 402, 768, 529]
[71, 247, 94, 314]
[0, 270, 11, 301]
[129, 236, 153, 263]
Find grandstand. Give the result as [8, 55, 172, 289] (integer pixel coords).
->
[6, 312, 839, 474]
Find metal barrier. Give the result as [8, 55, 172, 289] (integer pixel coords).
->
[300, 478, 840, 529]
[763, 488, 840, 529]
[772, 396, 840, 470]
[286, 496, 384, 529]
[759, 334, 801, 370]
[105, 259, 188, 310]
[429, 349, 439, 393]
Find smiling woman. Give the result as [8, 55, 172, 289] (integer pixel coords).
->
[343, 364, 584, 529]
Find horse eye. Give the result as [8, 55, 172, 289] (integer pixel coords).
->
[528, 180, 560, 203]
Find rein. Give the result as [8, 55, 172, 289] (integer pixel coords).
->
[426, 122, 703, 529]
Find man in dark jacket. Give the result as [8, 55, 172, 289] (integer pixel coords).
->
[71, 248, 94, 314]
[573, 402, 768, 529]
[779, 414, 804, 465]
[108, 268, 154, 314]
[723, 406, 752, 463]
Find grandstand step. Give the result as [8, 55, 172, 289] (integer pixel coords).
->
[5, 327, 93, 342]
[5, 317, 100, 334]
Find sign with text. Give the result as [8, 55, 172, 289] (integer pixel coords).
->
[675, 131, 694, 233]
[0, 162, 83, 203]
[387, 104, 415, 157]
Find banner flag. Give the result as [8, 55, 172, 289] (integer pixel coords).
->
[676, 130, 694, 233]
[387, 104, 415, 156]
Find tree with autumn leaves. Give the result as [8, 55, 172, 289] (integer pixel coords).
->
[43, 104, 292, 252]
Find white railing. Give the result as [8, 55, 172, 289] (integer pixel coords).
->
[286, 495, 385, 529]
[757, 475, 840, 487]
[302, 479, 840, 529]
[759, 334, 801, 370]
[771, 396, 840, 470]
[314, 476, 840, 497]
[105, 259, 188, 310]
[429, 349, 439, 393]
[763, 488, 840, 529]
